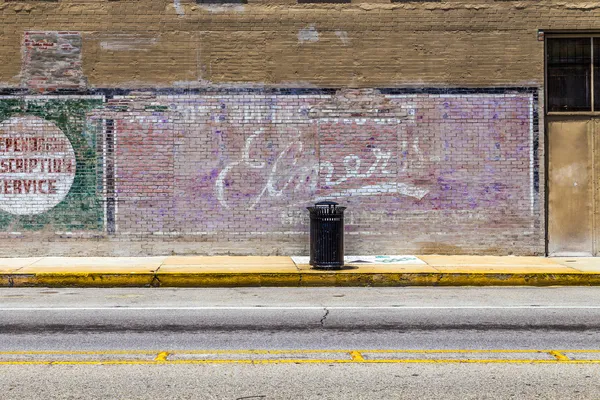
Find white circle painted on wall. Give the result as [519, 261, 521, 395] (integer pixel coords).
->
[0, 115, 76, 215]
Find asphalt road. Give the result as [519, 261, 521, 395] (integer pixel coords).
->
[1, 287, 600, 399]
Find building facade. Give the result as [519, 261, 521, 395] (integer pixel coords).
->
[0, 0, 592, 256]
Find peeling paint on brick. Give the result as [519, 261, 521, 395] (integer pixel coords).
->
[22, 32, 86, 90]
[298, 25, 319, 43]
[173, 0, 185, 16]
[195, 4, 245, 13]
[335, 31, 350, 45]
[99, 35, 159, 52]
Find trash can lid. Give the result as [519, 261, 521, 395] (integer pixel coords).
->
[315, 201, 338, 207]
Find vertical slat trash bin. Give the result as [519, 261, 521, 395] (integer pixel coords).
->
[307, 201, 346, 269]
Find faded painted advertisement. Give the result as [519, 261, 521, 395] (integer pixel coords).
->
[0, 97, 103, 232]
[0, 115, 76, 215]
[0, 89, 539, 255]
[88, 89, 537, 240]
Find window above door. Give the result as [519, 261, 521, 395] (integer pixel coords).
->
[547, 36, 600, 113]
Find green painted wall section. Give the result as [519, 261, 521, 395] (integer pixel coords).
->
[0, 98, 104, 232]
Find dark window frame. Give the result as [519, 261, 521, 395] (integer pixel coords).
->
[546, 35, 600, 114]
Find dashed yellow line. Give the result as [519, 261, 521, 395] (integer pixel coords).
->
[2, 359, 600, 366]
[154, 352, 169, 362]
[549, 351, 570, 361]
[349, 351, 365, 361]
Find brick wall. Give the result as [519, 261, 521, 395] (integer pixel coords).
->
[3, 1, 597, 89]
[0, 89, 541, 256]
[0, 0, 567, 255]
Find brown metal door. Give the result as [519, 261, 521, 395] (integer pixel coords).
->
[548, 117, 594, 256]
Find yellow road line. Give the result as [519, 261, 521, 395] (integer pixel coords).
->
[549, 351, 570, 361]
[1, 349, 600, 365]
[154, 352, 169, 362]
[554, 350, 600, 353]
[357, 349, 550, 354]
[349, 351, 365, 361]
[2, 359, 600, 366]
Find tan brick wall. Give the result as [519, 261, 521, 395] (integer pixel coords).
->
[0, 1, 594, 89]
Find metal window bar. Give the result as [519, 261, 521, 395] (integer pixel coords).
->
[544, 34, 600, 115]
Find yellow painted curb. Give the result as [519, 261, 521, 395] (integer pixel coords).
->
[433, 272, 600, 286]
[2, 271, 600, 287]
[155, 273, 301, 287]
[298, 272, 441, 287]
[0, 273, 155, 287]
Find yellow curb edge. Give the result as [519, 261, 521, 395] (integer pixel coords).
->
[3, 271, 600, 287]
[0, 273, 156, 287]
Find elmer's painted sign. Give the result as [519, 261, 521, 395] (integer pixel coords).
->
[0, 115, 76, 215]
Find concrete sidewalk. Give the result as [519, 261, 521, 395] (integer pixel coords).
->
[1, 255, 600, 287]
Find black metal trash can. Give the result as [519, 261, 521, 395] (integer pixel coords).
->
[307, 201, 346, 269]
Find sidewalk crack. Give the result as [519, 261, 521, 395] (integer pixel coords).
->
[150, 274, 162, 288]
[320, 307, 329, 326]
